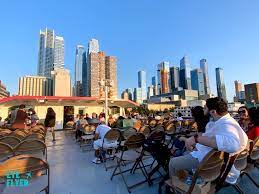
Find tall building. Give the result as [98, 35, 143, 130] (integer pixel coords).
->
[244, 83, 259, 103]
[234, 80, 244, 101]
[18, 76, 53, 96]
[74, 45, 85, 96]
[51, 68, 71, 96]
[121, 91, 129, 100]
[37, 28, 64, 77]
[200, 59, 211, 95]
[157, 61, 170, 94]
[179, 56, 191, 90]
[215, 68, 227, 101]
[82, 51, 88, 96]
[86, 43, 118, 99]
[191, 68, 205, 96]
[152, 76, 158, 95]
[147, 85, 154, 99]
[105, 56, 118, 99]
[138, 71, 147, 101]
[0, 80, 10, 98]
[170, 66, 180, 91]
[134, 88, 142, 104]
[54, 36, 65, 69]
[88, 39, 99, 54]
[125, 88, 133, 101]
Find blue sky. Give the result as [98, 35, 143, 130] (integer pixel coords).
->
[0, 0, 259, 101]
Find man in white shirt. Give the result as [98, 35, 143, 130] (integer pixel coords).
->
[169, 97, 248, 184]
[92, 121, 117, 164]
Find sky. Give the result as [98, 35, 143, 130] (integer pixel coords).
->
[0, 0, 259, 102]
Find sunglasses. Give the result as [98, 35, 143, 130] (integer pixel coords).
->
[238, 110, 246, 114]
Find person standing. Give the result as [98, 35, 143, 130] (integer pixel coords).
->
[12, 104, 28, 129]
[44, 107, 56, 141]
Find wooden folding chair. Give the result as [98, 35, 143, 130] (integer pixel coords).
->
[0, 155, 50, 194]
[0, 142, 14, 162]
[24, 133, 46, 142]
[0, 136, 21, 148]
[14, 139, 47, 161]
[111, 133, 146, 193]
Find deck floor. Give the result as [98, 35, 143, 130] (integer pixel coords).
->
[46, 131, 259, 194]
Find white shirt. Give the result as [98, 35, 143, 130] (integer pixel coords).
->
[191, 113, 248, 184]
[95, 124, 111, 140]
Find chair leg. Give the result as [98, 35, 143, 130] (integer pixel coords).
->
[111, 158, 119, 181]
[117, 160, 131, 193]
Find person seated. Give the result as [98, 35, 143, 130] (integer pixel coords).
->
[238, 106, 251, 133]
[191, 106, 210, 133]
[88, 112, 99, 125]
[108, 115, 116, 127]
[12, 104, 28, 129]
[85, 113, 91, 122]
[75, 114, 88, 141]
[92, 121, 117, 164]
[169, 97, 248, 185]
[28, 108, 39, 127]
[247, 107, 259, 140]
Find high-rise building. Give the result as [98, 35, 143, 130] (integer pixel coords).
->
[82, 51, 88, 96]
[88, 39, 99, 54]
[134, 88, 142, 104]
[151, 76, 158, 95]
[191, 68, 205, 96]
[244, 83, 259, 103]
[147, 85, 154, 99]
[18, 76, 53, 96]
[179, 56, 191, 90]
[215, 68, 227, 101]
[105, 56, 118, 99]
[138, 71, 147, 101]
[170, 66, 180, 91]
[234, 80, 244, 101]
[86, 43, 118, 99]
[157, 62, 170, 94]
[0, 80, 10, 98]
[74, 45, 85, 96]
[125, 88, 133, 101]
[51, 68, 71, 96]
[121, 91, 129, 100]
[37, 28, 64, 77]
[54, 36, 64, 69]
[200, 59, 211, 95]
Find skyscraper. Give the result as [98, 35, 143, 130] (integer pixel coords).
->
[85, 39, 117, 99]
[54, 36, 65, 69]
[179, 56, 191, 90]
[51, 68, 71, 96]
[170, 66, 180, 91]
[191, 68, 205, 96]
[74, 45, 85, 96]
[126, 88, 133, 100]
[37, 28, 64, 77]
[88, 39, 99, 54]
[134, 88, 142, 104]
[244, 83, 259, 103]
[138, 71, 147, 101]
[82, 51, 88, 96]
[147, 85, 154, 99]
[234, 80, 243, 101]
[0, 80, 10, 98]
[152, 76, 158, 95]
[157, 61, 170, 94]
[200, 59, 211, 95]
[215, 68, 227, 101]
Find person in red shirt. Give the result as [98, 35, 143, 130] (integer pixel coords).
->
[247, 107, 259, 140]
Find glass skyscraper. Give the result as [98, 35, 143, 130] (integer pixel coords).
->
[138, 71, 147, 101]
[179, 56, 191, 90]
[170, 66, 179, 92]
[191, 68, 205, 96]
[74, 45, 85, 96]
[216, 67, 227, 101]
[200, 59, 211, 95]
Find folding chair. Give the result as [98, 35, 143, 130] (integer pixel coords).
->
[0, 155, 50, 194]
[0, 136, 21, 148]
[80, 125, 95, 149]
[162, 150, 225, 194]
[111, 133, 146, 193]
[14, 139, 47, 161]
[0, 142, 14, 162]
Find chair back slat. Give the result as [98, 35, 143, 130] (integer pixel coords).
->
[139, 126, 151, 137]
[104, 129, 120, 142]
[14, 139, 46, 156]
[250, 137, 259, 161]
[24, 133, 45, 142]
[124, 133, 145, 149]
[123, 128, 137, 139]
[149, 119, 157, 128]
[147, 130, 165, 143]
[165, 122, 176, 134]
[0, 142, 14, 161]
[0, 136, 21, 148]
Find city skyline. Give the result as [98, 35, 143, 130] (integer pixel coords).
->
[1, 1, 259, 102]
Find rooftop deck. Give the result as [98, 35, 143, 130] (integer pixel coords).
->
[46, 131, 259, 194]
